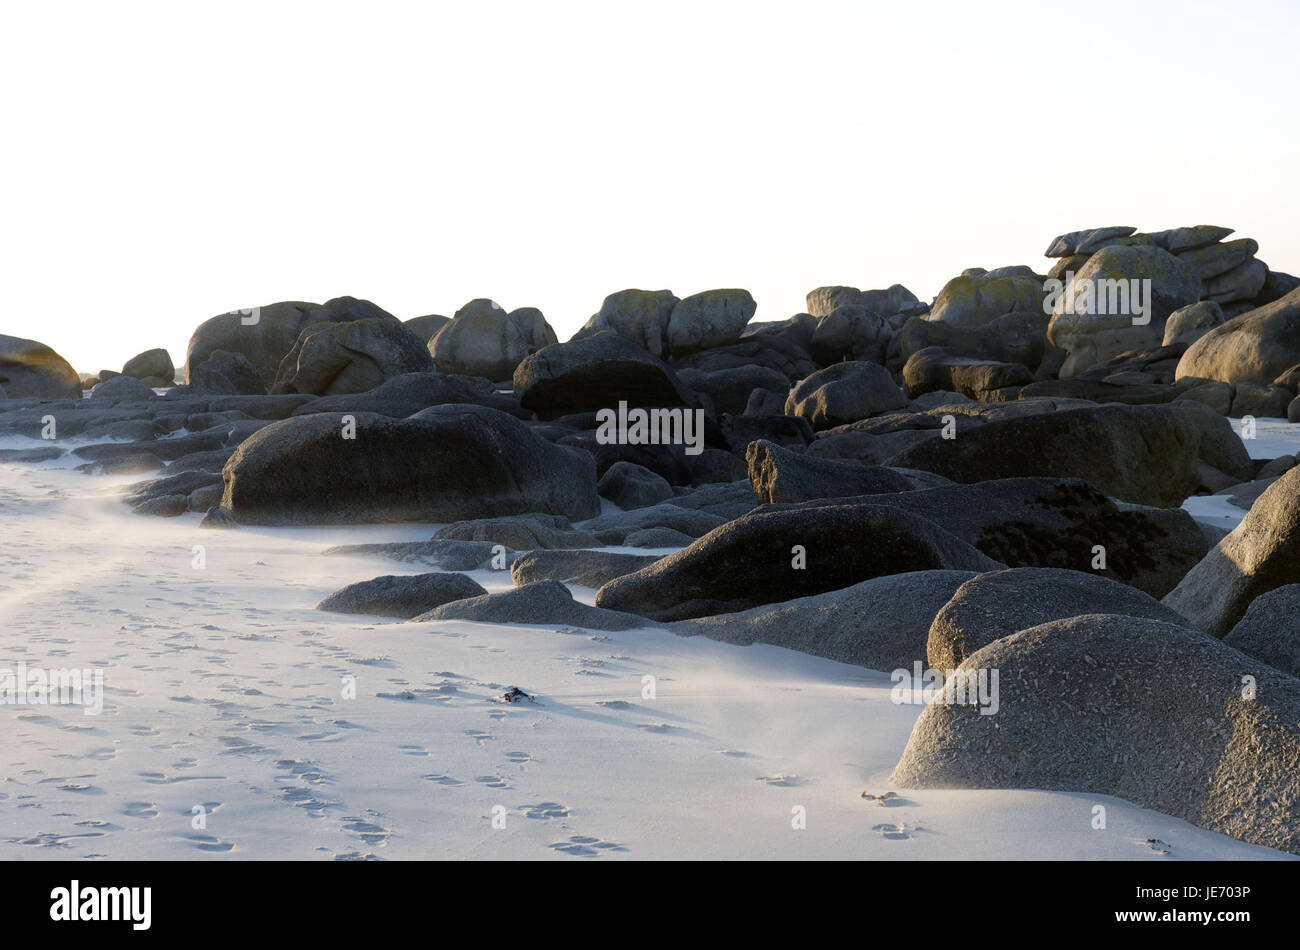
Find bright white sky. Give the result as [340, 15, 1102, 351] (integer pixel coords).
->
[2, 0, 1297, 372]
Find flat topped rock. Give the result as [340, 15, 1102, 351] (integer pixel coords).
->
[410, 580, 649, 631]
[318, 572, 487, 619]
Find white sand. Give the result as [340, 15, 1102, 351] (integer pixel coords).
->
[0, 432, 1296, 860]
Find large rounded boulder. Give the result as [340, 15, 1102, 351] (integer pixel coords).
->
[219, 404, 600, 525]
[513, 329, 696, 420]
[272, 305, 437, 396]
[888, 403, 1202, 508]
[185, 301, 321, 390]
[579, 289, 680, 357]
[892, 613, 1300, 856]
[665, 289, 756, 355]
[0, 334, 82, 399]
[926, 566, 1190, 670]
[784, 361, 906, 429]
[594, 503, 1002, 621]
[927, 272, 1047, 327]
[1176, 286, 1300, 386]
[1162, 464, 1300, 637]
[429, 299, 557, 381]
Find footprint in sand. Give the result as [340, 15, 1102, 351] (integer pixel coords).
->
[342, 814, 390, 847]
[464, 730, 495, 746]
[504, 751, 533, 766]
[423, 774, 464, 787]
[475, 775, 510, 789]
[756, 774, 810, 787]
[548, 834, 628, 857]
[871, 822, 920, 840]
[398, 745, 429, 757]
[520, 802, 569, 820]
[185, 833, 235, 852]
[124, 802, 158, 819]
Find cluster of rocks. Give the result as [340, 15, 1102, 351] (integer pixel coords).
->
[6, 232, 1300, 855]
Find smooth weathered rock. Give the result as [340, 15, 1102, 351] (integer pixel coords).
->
[121, 348, 174, 381]
[720, 413, 815, 453]
[1162, 300, 1225, 347]
[318, 572, 488, 619]
[510, 549, 660, 589]
[322, 538, 510, 572]
[220, 404, 599, 525]
[88, 375, 157, 402]
[185, 301, 320, 390]
[429, 299, 557, 380]
[809, 305, 892, 365]
[1145, 225, 1235, 254]
[597, 460, 675, 510]
[0, 334, 82, 399]
[926, 567, 1190, 670]
[1044, 226, 1138, 257]
[579, 502, 728, 544]
[1176, 238, 1259, 281]
[1203, 258, 1268, 304]
[902, 348, 1032, 400]
[432, 513, 599, 550]
[784, 361, 906, 429]
[1230, 383, 1292, 419]
[889, 404, 1202, 508]
[928, 272, 1047, 328]
[188, 350, 267, 396]
[1223, 585, 1300, 677]
[514, 329, 696, 420]
[1177, 287, 1300, 386]
[746, 439, 936, 504]
[892, 613, 1300, 856]
[403, 314, 451, 342]
[1163, 466, 1300, 636]
[579, 289, 679, 356]
[806, 285, 920, 318]
[290, 372, 522, 419]
[676, 365, 787, 416]
[670, 570, 977, 671]
[1047, 245, 1203, 377]
[665, 289, 756, 355]
[896, 312, 1050, 370]
[623, 526, 695, 548]
[595, 503, 1002, 621]
[779, 477, 1207, 599]
[411, 580, 648, 630]
[272, 306, 436, 396]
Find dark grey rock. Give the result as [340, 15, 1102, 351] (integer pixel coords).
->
[412, 580, 648, 630]
[220, 405, 599, 525]
[318, 572, 487, 619]
[510, 549, 660, 588]
[670, 570, 976, 671]
[595, 503, 1002, 621]
[597, 461, 675, 510]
